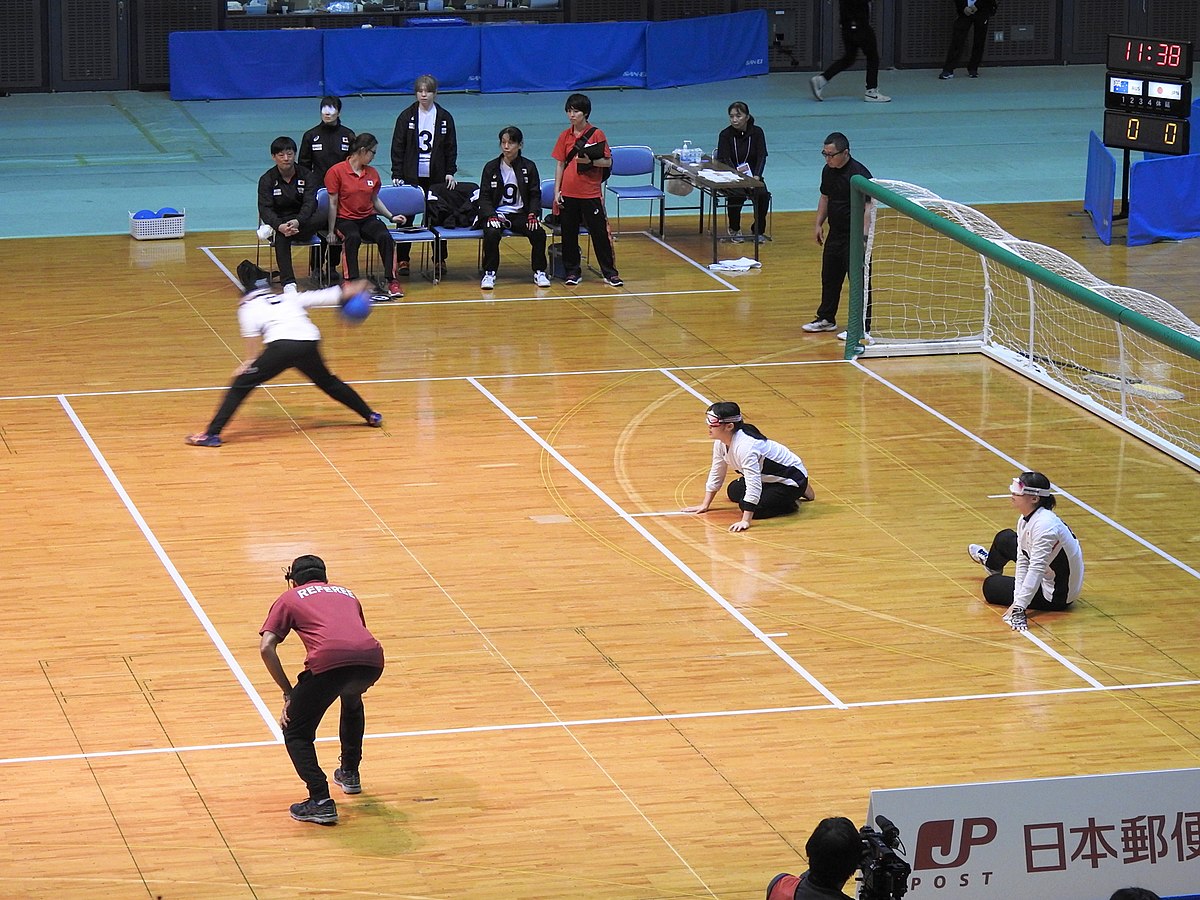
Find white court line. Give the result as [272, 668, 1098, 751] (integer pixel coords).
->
[7, 676, 1197, 767]
[641, 231, 741, 291]
[57, 395, 282, 739]
[0, 358, 838, 403]
[659, 368, 713, 405]
[468, 377, 846, 709]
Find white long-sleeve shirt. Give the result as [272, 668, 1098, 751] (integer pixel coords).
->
[1013, 506, 1084, 610]
[704, 429, 808, 511]
[237, 285, 342, 344]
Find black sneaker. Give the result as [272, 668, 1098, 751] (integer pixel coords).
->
[602, 274, 624, 287]
[290, 797, 338, 825]
[333, 767, 362, 795]
[564, 273, 582, 286]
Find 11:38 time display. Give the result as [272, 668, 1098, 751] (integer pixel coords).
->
[1107, 35, 1193, 78]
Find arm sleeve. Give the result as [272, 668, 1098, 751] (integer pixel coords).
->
[476, 161, 498, 220]
[703, 441, 729, 494]
[390, 113, 407, 181]
[297, 169, 318, 224]
[752, 127, 768, 177]
[298, 285, 346, 310]
[737, 445, 763, 512]
[257, 172, 282, 229]
[525, 160, 542, 215]
[715, 128, 732, 165]
[1015, 514, 1061, 609]
[444, 113, 458, 176]
[298, 129, 313, 172]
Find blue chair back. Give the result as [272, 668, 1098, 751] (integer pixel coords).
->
[610, 146, 655, 178]
[540, 178, 556, 212]
[378, 184, 428, 222]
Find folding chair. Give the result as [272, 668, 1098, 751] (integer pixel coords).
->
[605, 145, 665, 235]
[376, 184, 440, 283]
[540, 177, 593, 274]
[254, 188, 330, 287]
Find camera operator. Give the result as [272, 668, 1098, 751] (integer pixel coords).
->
[767, 816, 862, 899]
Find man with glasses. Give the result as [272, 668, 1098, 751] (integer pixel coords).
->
[804, 132, 873, 335]
[258, 136, 320, 293]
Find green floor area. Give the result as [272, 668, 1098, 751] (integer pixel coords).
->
[2, 65, 1105, 239]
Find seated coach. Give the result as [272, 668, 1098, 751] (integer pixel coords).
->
[258, 136, 320, 293]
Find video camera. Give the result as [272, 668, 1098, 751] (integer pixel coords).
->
[857, 816, 911, 900]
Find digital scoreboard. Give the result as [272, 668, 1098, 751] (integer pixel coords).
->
[1103, 35, 1193, 156]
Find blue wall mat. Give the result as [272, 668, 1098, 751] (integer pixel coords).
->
[323, 26, 481, 95]
[645, 11, 768, 90]
[169, 30, 323, 100]
[480, 22, 647, 93]
[1084, 131, 1115, 245]
[1128, 152, 1200, 245]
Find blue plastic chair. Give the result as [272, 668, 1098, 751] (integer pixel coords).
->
[377, 184, 441, 280]
[606, 145, 664, 235]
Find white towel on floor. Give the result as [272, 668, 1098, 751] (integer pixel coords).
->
[709, 257, 763, 271]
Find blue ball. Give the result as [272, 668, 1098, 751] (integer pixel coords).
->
[340, 290, 373, 323]
[132, 209, 157, 219]
[156, 207, 180, 216]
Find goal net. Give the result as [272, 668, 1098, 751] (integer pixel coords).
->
[845, 178, 1200, 472]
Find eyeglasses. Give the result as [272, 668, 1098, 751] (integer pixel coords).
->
[821, 148, 846, 158]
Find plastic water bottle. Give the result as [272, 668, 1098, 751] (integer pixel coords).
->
[681, 140, 695, 164]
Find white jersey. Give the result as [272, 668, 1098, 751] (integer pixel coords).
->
[237, 286, 340, 344]
[497, 161, 521, 216]
[417, 104, 437, 179]
[704, 428, 807, 507]
[1013, 506, 1084, 610]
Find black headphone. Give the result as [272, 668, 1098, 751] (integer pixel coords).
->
[284, 554, 327, 586]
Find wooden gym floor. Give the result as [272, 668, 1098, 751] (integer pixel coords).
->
[1, 204, 1198, 898]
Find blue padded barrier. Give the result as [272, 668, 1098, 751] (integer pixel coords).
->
[169, 30, 323, 101]
[645, 11, 768, 89]
[1083, 131, 1116, 246]
[480, 22, 646, 93]
[323, 26, 481, 95]
[1128, 152, 1200, 246]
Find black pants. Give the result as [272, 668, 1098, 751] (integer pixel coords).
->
[273, 224, 319, 286]
[822, 20, 881, 90]
[559, 195, 618, 280]
[482, 216, 548, 273]
[335, 216, 395, 280]
[203, 339, 374, 436]
[727, 477, 805, 519]
[726, 185, 770, 236]
[816, 232, 872, 330]
[943, 12, 991, 74]
[980, 528, 1071, 611]
[284, 664, 383, 801]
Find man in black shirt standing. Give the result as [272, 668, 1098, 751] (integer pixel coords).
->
[257, 136, 319, 292]
[803, 131, 873, 336]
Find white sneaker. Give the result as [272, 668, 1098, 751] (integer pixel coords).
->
[864, 88, 891, 103]
[836, 330, 874, 344]
[802, 318, 838, 333]
[282, 282, 298, 294]
[969, 543, 1002, 575]
[810, 74, 827, 101]
[480, 271, 496, 290]
[727, 229, 745, 243]
[533, 270, 551, 288]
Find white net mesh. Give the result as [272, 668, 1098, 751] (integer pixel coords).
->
[858, 179, 1200, 470]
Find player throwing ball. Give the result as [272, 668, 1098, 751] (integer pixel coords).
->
[684, 401, 814, 532]
[185, 263, 382, 447]
[967, 471, 1084, 631]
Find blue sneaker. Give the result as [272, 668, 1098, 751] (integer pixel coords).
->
[185, 433, 222, 447]
[367, 412, 383, 427]
[333, 767, 361, 795]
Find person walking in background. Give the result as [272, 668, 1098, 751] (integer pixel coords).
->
[390, 75, 458, 279]
[184, 263, 382, 447]
[967, 471, 1084, 632]
[715, 101, 770, 244]
[940, 0, 998, 79]
[683, 401, 814, 532]
[552, 92, 622, 288]
[804, 131, 873, 336]
[260, 555, 385, 825]
[325, 133, 406, 298]
[257, 136, 319, 293]
[810, 0, 891, 103]
[477, 126, 550, 290]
